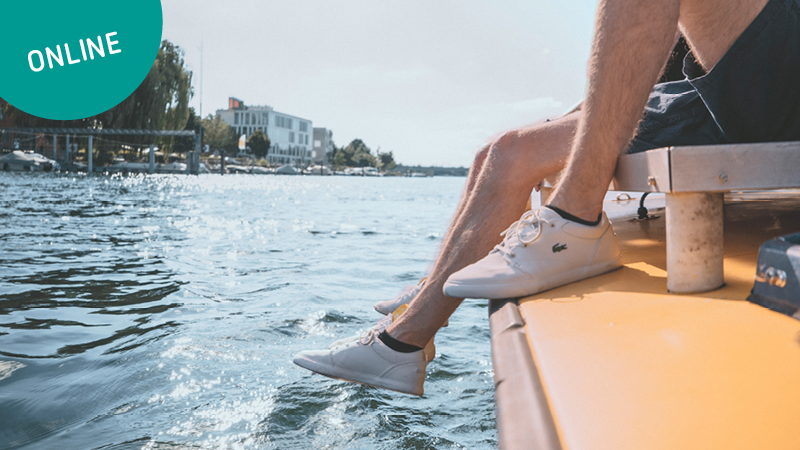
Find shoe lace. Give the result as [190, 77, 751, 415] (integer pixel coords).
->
[356, 314, 392, 346]
[492, 209, 550, 261]
[359, 327, 381, 346]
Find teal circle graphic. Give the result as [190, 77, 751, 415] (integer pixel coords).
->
[0, 0, 163, 120]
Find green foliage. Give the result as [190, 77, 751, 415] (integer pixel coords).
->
[247, 129, 271, 159]
[331, 145, 346, 171]
[202, 114, 237, 154]
[332, 139, 378, 168]
[3, 40, 194, 155]
[5, 40, 194, 135]
[378, 151, 397, 171]
[174, 107, 198, 152]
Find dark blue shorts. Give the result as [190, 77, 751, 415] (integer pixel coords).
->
[628, 0, 800, 153]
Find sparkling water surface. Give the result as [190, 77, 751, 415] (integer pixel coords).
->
[0, 173, 497, 449]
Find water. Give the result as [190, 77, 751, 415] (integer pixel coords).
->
[0, 172, 496, 449]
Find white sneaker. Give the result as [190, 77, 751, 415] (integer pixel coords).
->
[328, 305, 437, 362]
[374, 279, 426, 315]
[293, 328, 427, 396]
[443, 206, 622, 299]
[374, 279, 449, 327]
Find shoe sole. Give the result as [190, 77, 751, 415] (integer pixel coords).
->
[374, 305, 449, 327]
[292, 354, 424, 396]
[373, 304, 394, 315]
[327, 337, 437, 362]
[443, 257, 623, 300]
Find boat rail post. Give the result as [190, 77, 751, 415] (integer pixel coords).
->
[193, 130, 201, 175]
[666, 192, 724, 293]
[88, 135, 93, 174]
[149, 144, 155, 174]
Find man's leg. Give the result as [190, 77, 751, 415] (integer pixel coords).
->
[387, 113, 579, 347]
[293, 114, 579, 394]
[397, 0, 772, 346]
[550, 0, 768, 220]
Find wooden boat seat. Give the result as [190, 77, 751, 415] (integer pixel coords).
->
[493, 189, 800, 450]
[543, 141, 800, 293]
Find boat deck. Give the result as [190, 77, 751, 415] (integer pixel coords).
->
[490, 192, 800, 450]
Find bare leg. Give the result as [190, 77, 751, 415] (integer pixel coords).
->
[549, 0, 769, 221]
[390, 0, 770, 347]
[389, 113, 579, 347]
[420, 142, 491, 274]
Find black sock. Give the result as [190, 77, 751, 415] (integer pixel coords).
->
[378, 331, 423, 353]
[545, 205, 602, 227]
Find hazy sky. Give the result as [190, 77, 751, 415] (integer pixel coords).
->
[162, 0, 597, 167]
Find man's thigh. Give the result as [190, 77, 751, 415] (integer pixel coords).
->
[629, 0, 800, 153]
[688, 0, 800, 143]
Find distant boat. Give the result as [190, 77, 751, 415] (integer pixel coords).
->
[107, 161, 187, 174]
[275, 164, 299, 175]
[0, 151, 59, 172]
[251, 166, 273, 175]
[305, 165, 332, 175]
[344, 167, 382, 176]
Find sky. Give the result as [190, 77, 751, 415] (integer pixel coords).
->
[162, 0, 597, 167]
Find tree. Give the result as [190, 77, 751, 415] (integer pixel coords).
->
[2, 40, 194, 157]
[331, 145, 346, 171]
[4, 40, 193, 134]
[174, 107, 198, 152]
[335, 139, 377, 167]
[202, 114, 236, 153]
[378, 150, 397, 171]
[247, 129, 271, 159]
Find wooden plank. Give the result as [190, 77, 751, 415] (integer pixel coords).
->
[612, 147, 671, 192]
[489, 299, 563, 450]
[669, 142, 800, 193]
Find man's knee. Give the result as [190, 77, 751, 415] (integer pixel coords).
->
[487, 130, 526, 168]
[472, 144, 491, 169]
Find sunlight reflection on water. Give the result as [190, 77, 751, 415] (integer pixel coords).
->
[0, 172, 496, 449]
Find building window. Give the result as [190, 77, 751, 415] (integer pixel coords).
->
[314, 140, 321, 148]
[234, 113, 239, 125]
[299, 122, 308, 132]
[289, 132, 295, 143]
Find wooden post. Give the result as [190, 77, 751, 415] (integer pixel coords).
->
[193, 130, 201, 175]
[149, 144, 155, 174]
[666, 192, 724, 293]
[88, 135, 93, 174]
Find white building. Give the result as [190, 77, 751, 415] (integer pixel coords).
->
[312, 128, 334, 165]
[215, 97, 313, 167]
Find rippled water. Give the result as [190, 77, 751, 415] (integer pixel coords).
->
[0, 172, 497, 449]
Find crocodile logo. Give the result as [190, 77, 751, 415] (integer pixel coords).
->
[552, 243, 567, 253]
